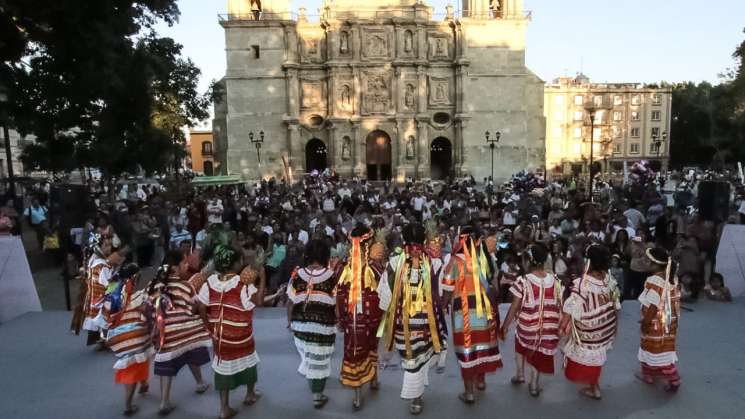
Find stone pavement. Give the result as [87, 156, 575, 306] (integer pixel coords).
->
[1, 301, 744, 419]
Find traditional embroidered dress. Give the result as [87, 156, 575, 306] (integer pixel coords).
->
[562, 274, 620, 385]
[378, 252, 448, 400]
[443, 244, 502, 380]
[82, 255, 113, 334]
[509, 273, 562, 374]
[198, 271, 260, 391]
[638, 275, 681, 387]
[104, 285, 153, 385]
[337, 247, 384, 388]
[287, 267, 337, 393]
[151, 275, 212, 377]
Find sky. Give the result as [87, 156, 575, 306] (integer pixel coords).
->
[157, 0, 745, 93]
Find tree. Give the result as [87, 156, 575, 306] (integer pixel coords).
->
[0, 1, 208, 178]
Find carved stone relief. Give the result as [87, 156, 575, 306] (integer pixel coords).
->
[301, 37, 323, 62]
[428, 77, 451, 107]
[361, 71, 391, 114]
[301, 80, 324, 110]
[428, 34, 451, 60]
[341, 136, 352, 160]
[362, 28, 391, 59]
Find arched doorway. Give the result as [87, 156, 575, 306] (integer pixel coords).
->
[203, 160, 214, 176]
[366, 130, 392, 181]
[305, 138, 327, 173]
[430, 137, 452, 180]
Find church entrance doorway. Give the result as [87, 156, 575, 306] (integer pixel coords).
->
[366, 130, 392, 181]
[305, 138, 327, 174]
[430, 137, 452, 180]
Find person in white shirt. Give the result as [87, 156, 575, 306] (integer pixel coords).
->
[623, 202, 646, 230]
[206, 198, 224, 225]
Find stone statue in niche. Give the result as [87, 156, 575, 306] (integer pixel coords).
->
[342, 136, 351, 160]
[340, 84, 352, 108]
[406, 136, 415, 160]
[340, 31, 350, 54]
[404, 84, 416, 110]
[435, 38, 445, 56]
[435, 82, 447, 102]
[306, 39, 318, 56]
[404, 30, 414, 53]
[364, 75, 389, 113]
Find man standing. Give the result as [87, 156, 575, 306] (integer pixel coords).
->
[24, 198, 48, 249]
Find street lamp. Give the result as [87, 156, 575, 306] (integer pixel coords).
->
[652, 130, 668, 158]
[584, 104, 598, 201]
[485, 130, 501, 184]
[0, 83, 15, 204]
[249, 130, 265, 164]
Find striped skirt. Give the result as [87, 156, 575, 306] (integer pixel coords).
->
[293, 330, 335, 380]
[341, 320, 379, 388]
[452, 296, 502, 379]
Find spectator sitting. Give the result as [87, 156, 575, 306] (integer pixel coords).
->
[705, 273, 732, 302]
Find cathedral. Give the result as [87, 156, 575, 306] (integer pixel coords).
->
[214, 0, 546, 182]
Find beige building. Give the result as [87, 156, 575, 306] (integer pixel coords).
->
[544, 74, 672, 178]
[215, 0, 545, 182]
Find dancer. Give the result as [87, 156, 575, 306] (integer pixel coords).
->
[442, 226, 502, 404]
[197, 245, 265, 419]
[636, 247, 682, 392]
[425, 222, 449, 374]
[101, 263, 153, 416]
[500, 243, 562, 397]
[378, 222, 448, 415]
[287, 239, 337, 409]
[149, 250, 212, 415]
[336, 225, 384, 410]
[559, 244, 621, 400]
[81, 235, 122, 348]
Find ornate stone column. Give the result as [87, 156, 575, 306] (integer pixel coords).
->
[287, 123, 301, 178]
[287, 67, 300, 118]
[328, 123, 337, 170]
[417, 120, 429, 179]
[352, 121, 364, 176]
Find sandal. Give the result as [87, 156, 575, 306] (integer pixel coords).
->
[529, 385, 541, 398]
[579, 388, 602, 401]
[409, 399, 423, 415]
[243, 390, 262, 406]
[458, 392, 476, 405]
[123, 405, 139, 416]
[352, 396, 362, 411]
[157, 405, 176, 416]
[195, 383, 210, 394]
[510, 376, 525, 385]
[313, 394, 329, 409]
[634, 373, 654, 385]
[664, 384, 680, 393]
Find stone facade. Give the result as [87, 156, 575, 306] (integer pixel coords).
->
[216, 0, 545, 182]
[544, 74, 673, 178]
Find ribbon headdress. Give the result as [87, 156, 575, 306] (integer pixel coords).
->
[338, 226, 376, 316]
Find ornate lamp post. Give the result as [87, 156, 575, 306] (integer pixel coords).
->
[584, 104, 598, 201]
[0, 83, 15, 203]
[485, 130, 501, 184]
[249, 130, 265, 164]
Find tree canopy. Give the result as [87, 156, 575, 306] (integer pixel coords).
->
[0, 0, 208, 177]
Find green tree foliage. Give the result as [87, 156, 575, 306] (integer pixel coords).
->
[0, 0, 207, 177]
[669, 27, 745, 169]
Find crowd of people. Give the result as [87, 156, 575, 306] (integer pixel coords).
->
[22, 167, 737, 417]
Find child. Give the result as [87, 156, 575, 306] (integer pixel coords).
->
[102, 263, 153, 416]
[149, 250, 212, 415]
[705, 273, 732, 302]
[500, 243, 561, 397]
[197, 245, 265, 419]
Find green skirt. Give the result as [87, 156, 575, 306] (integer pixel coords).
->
[214, 366, 258, 391]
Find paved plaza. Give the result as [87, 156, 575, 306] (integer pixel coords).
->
[1, 301, 744, 419]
